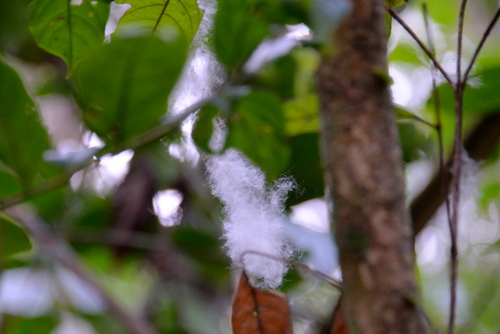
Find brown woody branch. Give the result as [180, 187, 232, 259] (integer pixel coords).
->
[318, 0, 427, 332]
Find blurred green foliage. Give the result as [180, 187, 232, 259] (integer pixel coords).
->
[0, 0, 499, 333]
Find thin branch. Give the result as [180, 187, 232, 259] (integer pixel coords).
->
[457, 0, 468, 84]
[447, 3, 469, 332]
[68, 229, 163, 250]
[462, 7, 500, 84]
[410, 113, 500, 236]
[422, 3, 452, 246]
[387, 7, 456, 90]
[3, 207, 158, 334]
[0, 94, 218, 211]
[240, 250, 343, 290]
[0, 165, 84, 210]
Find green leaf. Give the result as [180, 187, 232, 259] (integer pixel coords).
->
[251, 55, 297, 100]
[0, 0, 32, 53]
[385, 0, 407, 7]
[0, 169, 23, 199]
[394, 105, 434, 127]
[75, 33, 188, 144]
[29, 0, 110, 75]
[0, 61, 52, 183]
[284, 94, 319, 136]
[214, 0, 268, 70]
[385, 10, 392, 38]
[116, 0, 203, 42]
[171, 227, 228, 283]
[2, 315, 57, 334]
[0, 215, 32, 258]
[285, 132, 324, 207]
[192, 104, 218, 153]
[427, 66, 500, 117]
[225, 91, 290, 180]
[398, 123, 435, 163]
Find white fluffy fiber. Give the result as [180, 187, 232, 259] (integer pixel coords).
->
[206, 149, 295, 289]
[169, 0, 295, 289]
[168, 0, 225, 115]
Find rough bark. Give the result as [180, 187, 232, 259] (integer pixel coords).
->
[317, 0, 427, 333]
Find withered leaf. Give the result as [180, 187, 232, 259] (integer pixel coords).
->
[232, 272, 292, 334]
[330, 297, 348, 334]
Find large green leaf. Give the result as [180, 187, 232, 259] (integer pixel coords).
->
[2, 315, 57, 334]
[285, 132, 324, 207]
[225, 91, 290, 180]
[0, 61, 52, 183]
[116, 0, 202, 42]
[284, 94, 319, 136]
[29, 0, 110, 75]
[0, 169, 23, 200]
[75, 33, 188, 144]
[0, 215, 32, 258]
[192, 104, 218, 153]
[214, 0, 268, 70]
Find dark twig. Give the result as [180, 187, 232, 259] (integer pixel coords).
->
[387, 7, 456, 90]
[4, 207, 158, 334]
[411, 113, 500, 236]
[462, 7, 500, 84]
[240, 250, 343, 290]
[448, 2, 469, 332]
[422, 4, 449, 223]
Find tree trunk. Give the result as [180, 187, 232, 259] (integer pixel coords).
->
[317, 0, 428, 333]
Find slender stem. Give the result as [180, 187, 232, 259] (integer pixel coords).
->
[387, 7, 456, 90]
[456, 0, 468, 84]
[423, 3, 451, 230]
[240, 250, 343, 290]
[448, 2, 469, 333]
[3, 208, 158, 334]
[0, 95, 215, 211]
[462, 7, 500, 84]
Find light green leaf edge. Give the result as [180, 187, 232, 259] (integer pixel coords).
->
[29, 0, 110, 75]
[385, 0, 408, 7]
[0, 61, 52, 183]
[0, 213, 32, 258]
[116, 0, 203, 41]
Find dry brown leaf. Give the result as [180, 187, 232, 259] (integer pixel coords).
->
[232, 272, 292, 334]
[330, 297, 348, 334]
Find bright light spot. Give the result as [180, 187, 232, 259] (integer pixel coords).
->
[83, 131, 104, 149]
[99, 150, 134, 179]
[87, 150, 134, 194]
[0, 268, 104, 316]
[0, 269, 54, 316]
[153, 189, 183, 227]
[285, 23, 313, 40]
[289, 198, 329, 233]
[104, 2, 131, 37]
[390, 63, 432, 110]
[244, 23, 312, 74]
[416, 225, 448, 275]
[52, 313, 96, 334]
[405, 160, 434, 202]
[70, 0, 83, 5]
[168, 139, 200, 164]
